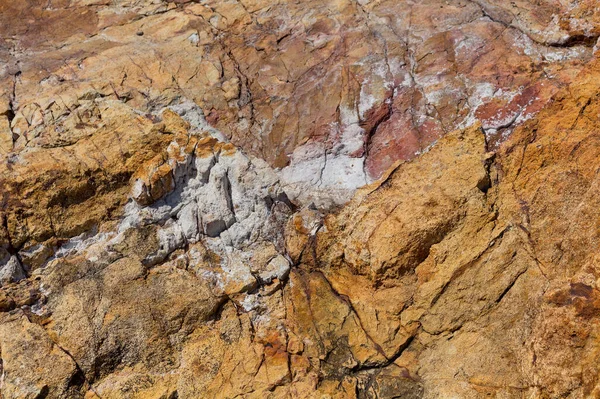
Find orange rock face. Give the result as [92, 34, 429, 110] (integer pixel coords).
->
[2, 0, 598, 205]
[2, 1, 600, 398]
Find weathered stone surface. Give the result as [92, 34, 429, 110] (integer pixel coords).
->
[0, 311, 79, 399]
[1, 0, 597, 206]
[2, 1, 600, 398]
[0, 100, 173, 253]
[306, 58, 600, 397]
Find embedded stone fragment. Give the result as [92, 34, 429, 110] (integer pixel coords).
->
[0, 255, 26, 285]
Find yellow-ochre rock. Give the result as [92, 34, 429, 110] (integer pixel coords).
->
[2, 1, 600, 398]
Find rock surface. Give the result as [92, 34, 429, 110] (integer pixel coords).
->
[2, 1, 600, 398]
[2, 0, 598, 205]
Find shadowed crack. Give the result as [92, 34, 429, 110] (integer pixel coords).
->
[20, 310, 102, 397]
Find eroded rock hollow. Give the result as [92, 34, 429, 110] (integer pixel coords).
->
[2, 0, 600, 398]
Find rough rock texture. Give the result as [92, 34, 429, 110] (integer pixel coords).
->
[2, 0, 598, 205]
[3, 1, 600, 398]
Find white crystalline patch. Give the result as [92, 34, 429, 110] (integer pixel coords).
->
[513, 33, 538, 57]
[119, 202, 143, 232]
[457, 80, 497, 130]
[250, 311, 273, 329]
[259, 255, 291, 283]
[487, 89, 535, 128]
[358, 89, 379, 121]
[356, 59, 395, 120]
[400, 70, 413, 88]
[474, 89, 540, 142]
[220, 252, 256, 289]
[286, 140, 326, 163]
[156, 220, 185, 255]
[484, 111, 519, 130]
[339, 123, 366, 155]
[119, 201, 173, 232]
[339, 103, 359, 126]
[167, 99, 226, 141]
[188, 32, 199, 45]
[414, 73, 443, 88]
[178, 201, 199, 241]
[543, 46, 589, 62]
[517, 101, 539, 124]
[372, 59, 389, 81]
[387, 57, 405, 79]
[53, 231, 114, 260]
[281, 143, 326, 186]
[423, 86, 455, 106]
[240, 294, 274, 327]
[241, 294, 260, 312]
[458, 77, 531, 132]
[30, 302, 47, 316]
[454, 36, 485, 56]
[319, 155, 367, 189]
[280, 101, 371, 206]
[113, 106, 291, 268]
[281, 149, 368, 207]
[197, 268, 225, 291]
[282, 103, 366, 198]
[131, 178, 146, 200]
[543, 50, 568, 62]
[468, 82, 496, 109]
[194, 163, 236, 237]
[0, 256, 26, 284]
